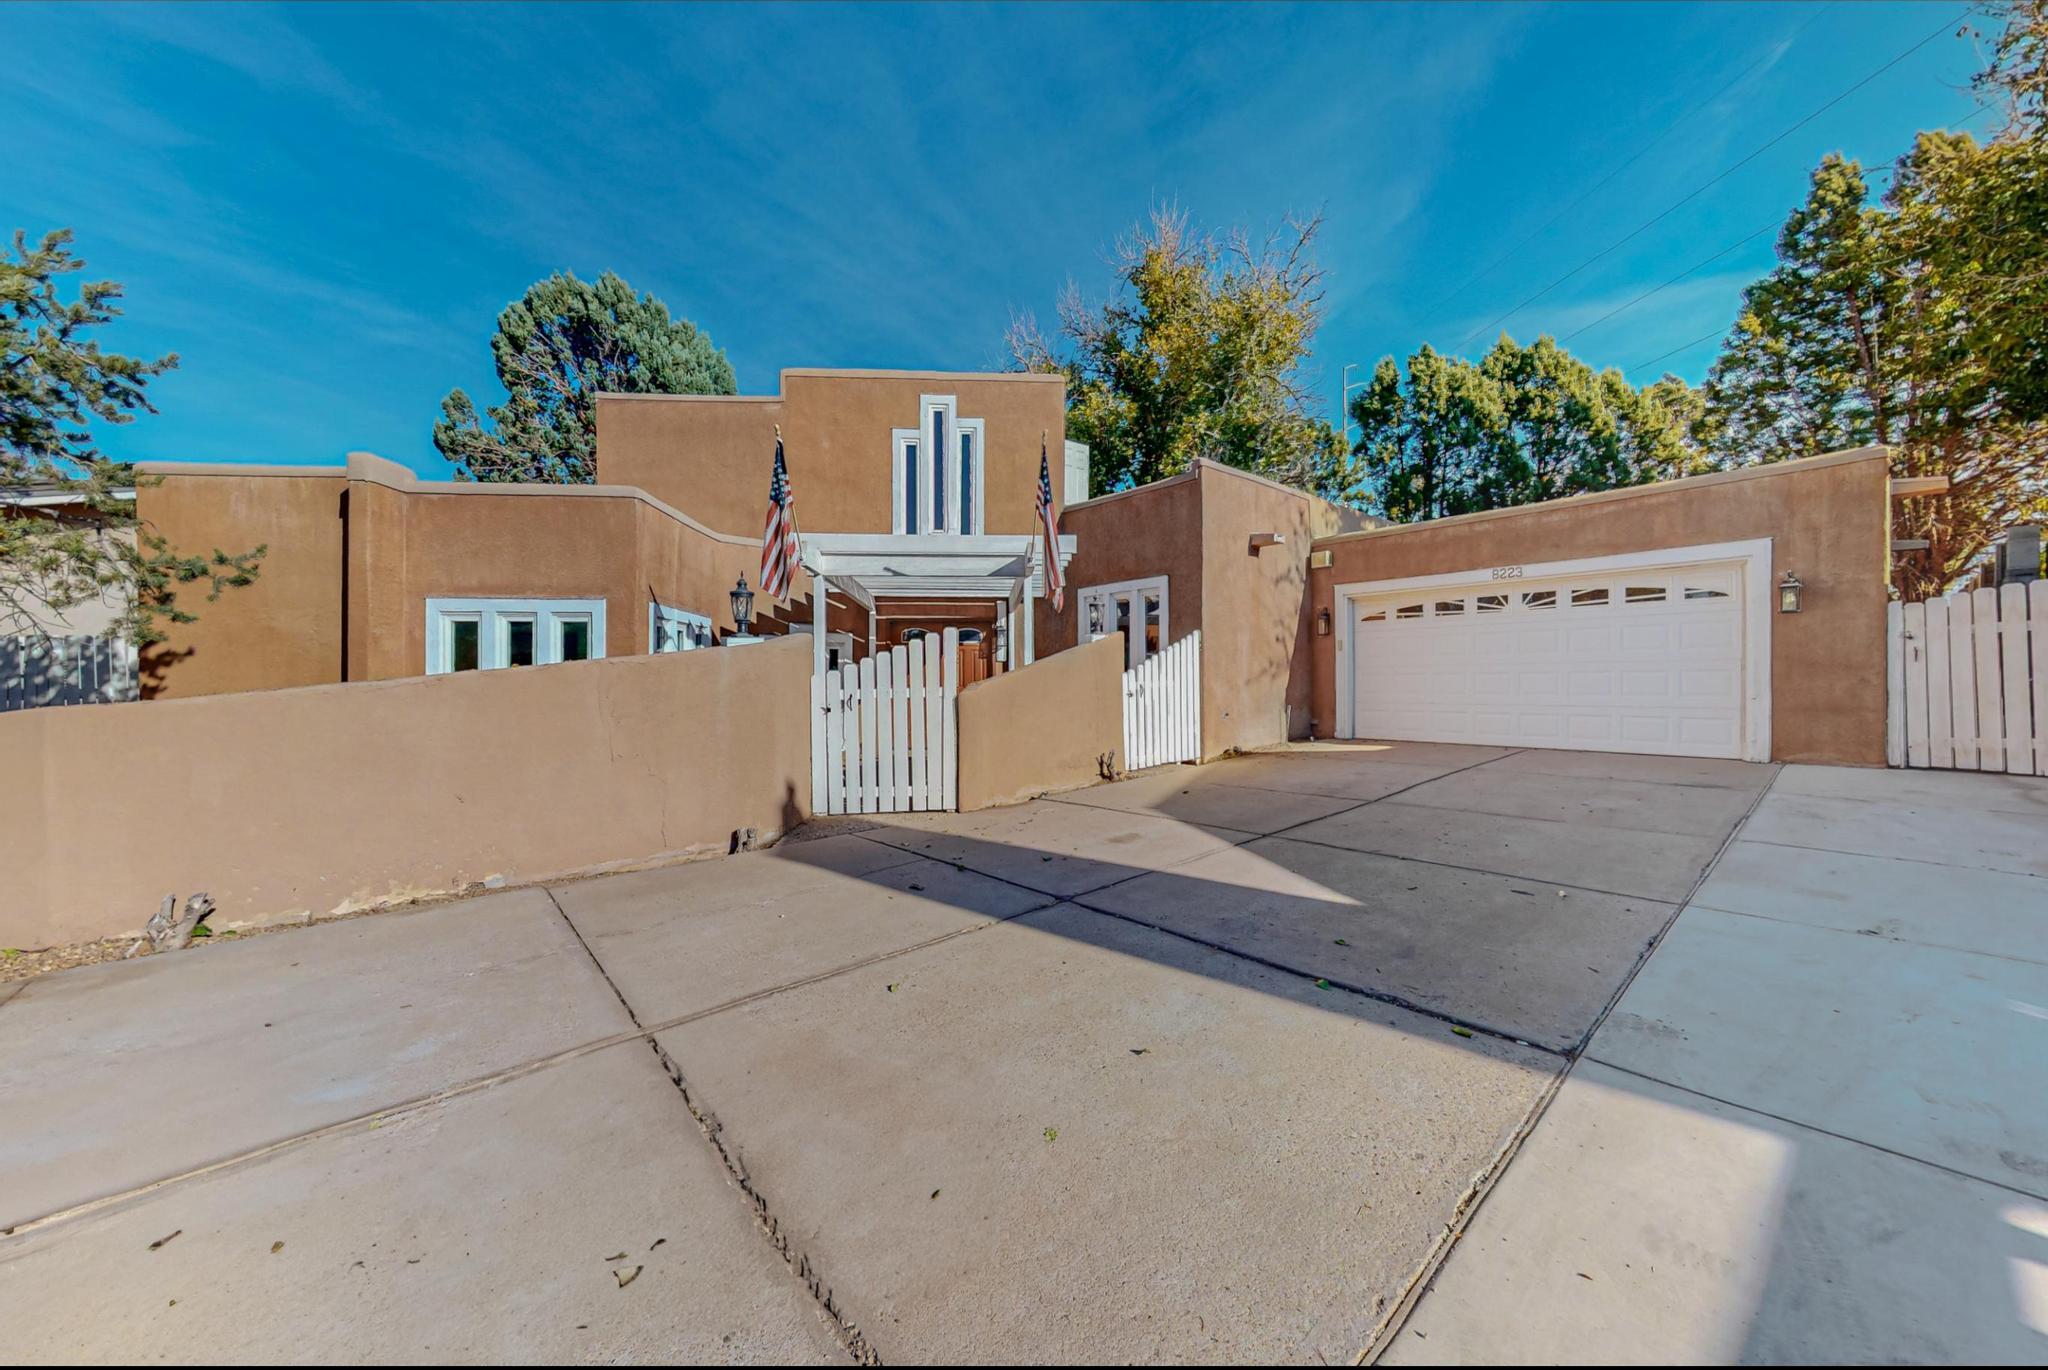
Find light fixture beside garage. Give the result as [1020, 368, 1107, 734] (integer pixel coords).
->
[1778, 571, 1804, 613]
[1317, 607, 1332, 636]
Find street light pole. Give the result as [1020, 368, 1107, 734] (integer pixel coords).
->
[1340, 362, 1371, 457]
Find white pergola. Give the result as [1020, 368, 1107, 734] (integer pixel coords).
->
[797, 532, 1078, 677]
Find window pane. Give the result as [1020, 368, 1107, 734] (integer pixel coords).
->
[903, 441, 920, 533]
[1570, 587, 1609, 607]
[1522, 590, 1556, 610]
[959, 431, 975, 533]
[1475, 594, 1508, 613]
[931, 412, 947, 530]
[506, 618, 535, 666]
[559, 618, 591, 662]
[1624, 585, 1667, 604]
[449, 620, 479, 672]
[1143, 591, 1162, 655]
[1085, 597, 1105, 637]
[1395, 602, 1425, 619]
[1434, 599, 1465, 616]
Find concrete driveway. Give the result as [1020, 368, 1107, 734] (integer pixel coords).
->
[1384, 763, 2048, 1364]
[6, 741, 2028, 1362]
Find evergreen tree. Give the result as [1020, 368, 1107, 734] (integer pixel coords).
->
[2, 229, 263, 645]
[434, 270, 736, 484]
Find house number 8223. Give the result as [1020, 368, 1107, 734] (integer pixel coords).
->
[1490, 565, 1524, 580]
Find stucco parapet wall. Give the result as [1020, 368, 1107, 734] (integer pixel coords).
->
[1310, 446, 1890, 548]
[595, 367, 1064, 407]
[1066, 457, 1385, 523]
[137, 452, 763, 547]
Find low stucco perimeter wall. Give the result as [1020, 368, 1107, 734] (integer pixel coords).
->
[1, 636, 813, 950]
[956, 635, 1124, 811]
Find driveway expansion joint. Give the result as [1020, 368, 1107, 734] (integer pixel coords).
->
[545, 887, 876, 1366]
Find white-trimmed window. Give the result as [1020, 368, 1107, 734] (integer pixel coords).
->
[892, 394, 985, 536]
[1078, 575, 1168, 670]
[649, 603, 712, 653]
[426, 597, 606, 673]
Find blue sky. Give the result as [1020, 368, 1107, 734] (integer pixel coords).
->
[3, 1, 1989, 477]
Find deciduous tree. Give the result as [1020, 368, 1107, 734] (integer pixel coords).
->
[1007, 207, 1351, 500]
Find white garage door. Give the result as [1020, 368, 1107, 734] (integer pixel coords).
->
[1350, 562, 1752, 759]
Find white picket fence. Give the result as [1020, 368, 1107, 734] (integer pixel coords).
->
[1, 634, 139, 713]
[1123, 629, 1202, 771]
[1888, 582, 2047, 775]
[812, 626, 959, 815]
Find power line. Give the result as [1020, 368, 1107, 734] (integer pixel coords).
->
[1561, 221, 1779, 345]
[1454, 8, 1971, 353]
[1613, 99, 1998, 375]
[1423, 6, 1828, 323]
[1628, 328, 1728, 376]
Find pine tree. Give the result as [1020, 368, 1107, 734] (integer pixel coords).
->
[434, 270, 736, 484]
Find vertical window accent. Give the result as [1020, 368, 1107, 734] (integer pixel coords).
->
[504, 617, 536, 666]
[902, 439, 921, 534]
[959, 427, 975, 533]
[931, 408, 948, 531]
[650, 603, 712, 652]
[1077, 575, 1169, 669]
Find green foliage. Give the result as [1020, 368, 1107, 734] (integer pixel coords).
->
[434, 270, 736, 484]
[1008, 207, 1353, 501]
[2, 229, 263, 645]
[1699, 130, 2048, 596]
[1348, 336, 1709, 522]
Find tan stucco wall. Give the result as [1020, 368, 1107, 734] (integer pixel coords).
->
[1035, 461, 1372, 758]
[137, 470, 348, 698]
[1307, 449, 1892, 766]
[0, 635, 814, 949]
[597, 369, 1068, 537]
[138, 455, 796, 695]
[956, 632, 1124, 810]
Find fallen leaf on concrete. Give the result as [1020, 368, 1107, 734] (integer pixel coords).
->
[1576, 1271, 1594, 1280]
[1129, 1047, 1149, 1055]
[649, 1238, 666, 1251]
[1043, 1126, 1058, 1143]
[930, 1189, 941, 1200]
[270, 1240, 284, 1254]
[149, 1230, 182, 1251]
[886, 983, 899, 993]
[1334, 938, 1349, 946]
[604, 1252, 629, 1262]
[1450, 1026, 1473, 1039]
[615, 1265, 642, 1289]
[1315, 978, 1333, 990]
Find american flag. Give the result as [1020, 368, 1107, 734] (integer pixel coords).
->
[760, 429, 801, 602]
[1037, 436, 1064, 613]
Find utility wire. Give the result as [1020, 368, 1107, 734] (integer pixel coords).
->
[1423, 6, 1828, 323]
[1616, 99, 1998, 375]
[1454, 8, 1971, 352]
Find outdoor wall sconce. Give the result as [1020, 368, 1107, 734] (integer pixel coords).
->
[1778, 572, 1804, 613]
[1317, 607, 1332, 636]
[730, 575, 755, 635]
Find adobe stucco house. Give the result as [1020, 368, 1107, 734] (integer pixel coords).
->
[133, 368, 1894, 770]
[136, 369, 1086, 698]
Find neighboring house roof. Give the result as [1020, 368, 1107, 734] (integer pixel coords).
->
[0, 483, 137, 509]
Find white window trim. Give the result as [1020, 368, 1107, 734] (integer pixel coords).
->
[1077, 574, 1170, 671]
[649, 602, 713, 653]
[426, 596, 607, 674]
[891, 394, 984, 536]
[1331, 538, 1773, 761]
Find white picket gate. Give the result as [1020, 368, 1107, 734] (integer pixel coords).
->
[1888, 582, 2048, 775]
[1123, 629, 1201, 771]
[812, 626, 959, 815]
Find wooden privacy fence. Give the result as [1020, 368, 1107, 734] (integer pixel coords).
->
[1123, 629, 1202, 770]
[1, 635, 139, 713]
[1888, 582, 2047, 775]
[813, 626, 959, 815]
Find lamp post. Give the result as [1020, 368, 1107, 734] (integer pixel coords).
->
[1340, 362, 1372, 458]
[729, 575, 756, 638]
